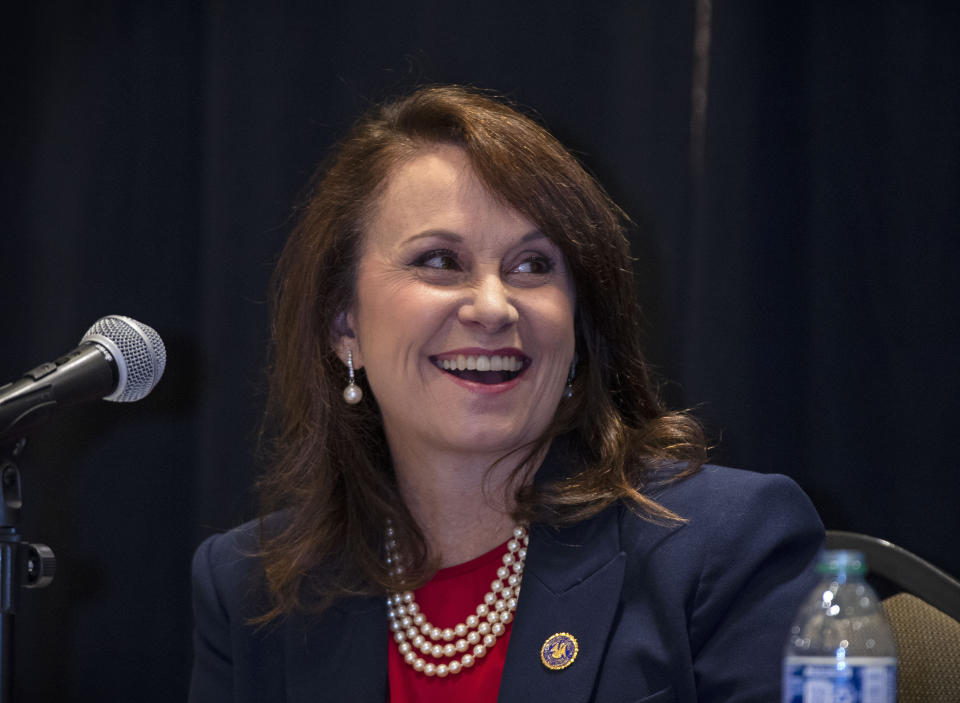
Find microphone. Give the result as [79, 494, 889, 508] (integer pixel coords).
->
[0, 316, 166, 443]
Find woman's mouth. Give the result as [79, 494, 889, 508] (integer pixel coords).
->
[430, 353, 529, 385]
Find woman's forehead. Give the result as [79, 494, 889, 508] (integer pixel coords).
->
[363, 146, 537, 251]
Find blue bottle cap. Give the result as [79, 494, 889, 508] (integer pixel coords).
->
[816, 549, 868, 575]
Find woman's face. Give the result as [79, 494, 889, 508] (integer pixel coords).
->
[340, 144, 576, 463]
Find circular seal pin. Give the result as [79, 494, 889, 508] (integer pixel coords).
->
[540, 632, 579, 670]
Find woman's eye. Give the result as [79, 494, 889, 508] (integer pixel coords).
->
[413, 249, 461, 270]
[511, 255, 553, 275]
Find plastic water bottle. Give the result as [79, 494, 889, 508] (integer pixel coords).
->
[782, 550, 897, 703]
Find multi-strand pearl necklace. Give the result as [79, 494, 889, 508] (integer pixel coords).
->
[385, 524, 529, 677]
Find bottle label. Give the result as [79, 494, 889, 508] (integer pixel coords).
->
[782, 656, 897, 703]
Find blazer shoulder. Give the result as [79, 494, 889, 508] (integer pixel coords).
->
[193, 518, 260, 579]
[191, 515, 285, 620]
[653, 464, 820, 526]
[620, 464, 824, 562]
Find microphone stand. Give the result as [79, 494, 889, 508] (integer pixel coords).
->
[0, 439, 56, 703]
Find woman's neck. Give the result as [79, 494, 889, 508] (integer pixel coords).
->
[390, 444, 544, 568]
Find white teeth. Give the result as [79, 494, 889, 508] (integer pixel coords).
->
[436, 355, 523, 372]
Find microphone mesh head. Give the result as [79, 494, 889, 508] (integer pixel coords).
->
[81, 316, 167, 402]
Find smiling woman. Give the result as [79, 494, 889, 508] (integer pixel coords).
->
[340, 145, 576, 485]
[188, 86, 824, 703]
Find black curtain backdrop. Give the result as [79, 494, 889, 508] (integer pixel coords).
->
[2, 2, 957, 700]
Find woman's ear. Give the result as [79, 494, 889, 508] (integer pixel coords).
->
[332, 311, 363, 368]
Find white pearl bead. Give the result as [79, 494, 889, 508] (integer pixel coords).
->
[506, 597, 517, 610]
[442, 628, 454, 642]
[436, 664, 448, 678]
[507, 539, 520, 552]
[500, 610, 512, 623]
[455, 639, 468, 652]
[455, 623, 468, 637]
[402, 591, 413, 603]
[508, 574, 519, 587]
[404, 651, 417, 664]
[476, 604, 488, 617]
[491, 622, 504, 637]
[400, 616, 412, 628]
[413, 613, 425, 626]
[467, 631, 480, 645]
[443, 643, 456, 657]
[484, 592, 496, 606]
[486, 612, 499, 623]
[478, 622, 490, 635]
[420, 623, 432, 635]
[406, 601, 418, 614]
[490, 580, 502, 592]
[430, 627, 442, 640]
[497, 566, 509, 580]
[393, 631, 404, 643]
[502, 553, 515, 566]
[513, 526, 524, 539]
[406, 627, 418, 639]
[412, 634, 424, 648]
[424, 663, 435, 676]
[462, 654, 475, 668]
[449, 660, 461, 675]
[466, 615, 478, 628]
[399, 642, 412, 654]
[483, 633, 496, 648]
[343, 382, 362, 404]
[431, 644, 443, 658]
[473, 644, 487, 658]
[413, 658, 425, 672]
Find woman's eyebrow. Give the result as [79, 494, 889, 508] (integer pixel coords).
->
[401, 229, 463, 245]
[400, 228, 545, 245]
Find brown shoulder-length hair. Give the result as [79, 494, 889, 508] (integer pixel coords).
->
[256, 84, 706, 621]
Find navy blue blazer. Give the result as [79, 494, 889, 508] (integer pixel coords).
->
[190, 463, 823, 702]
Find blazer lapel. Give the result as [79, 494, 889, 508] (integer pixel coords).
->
[498, 505, 626, 703]
[285, 595, 388, 703]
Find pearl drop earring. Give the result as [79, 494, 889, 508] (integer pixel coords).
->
[343, 349, 363, 405]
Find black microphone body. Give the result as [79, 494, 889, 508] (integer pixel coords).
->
[0, 343, 118, 443]
[0, 316, 165, 444]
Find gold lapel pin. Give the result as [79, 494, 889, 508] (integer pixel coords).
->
[540, 632, 579, 670]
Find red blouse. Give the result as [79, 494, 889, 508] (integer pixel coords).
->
[387, 540, 513, 703]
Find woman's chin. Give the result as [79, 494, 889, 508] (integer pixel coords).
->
[425, 424, 541, 460]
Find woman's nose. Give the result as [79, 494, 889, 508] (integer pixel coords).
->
[458, 274, 519, 332]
